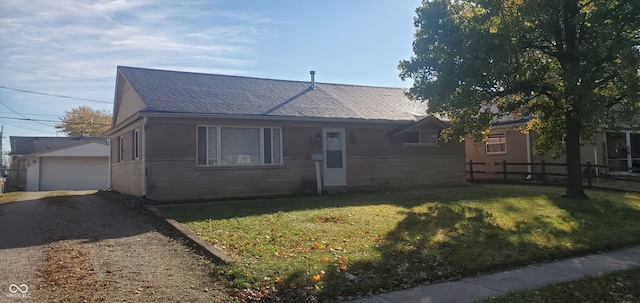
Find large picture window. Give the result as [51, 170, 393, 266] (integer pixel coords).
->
[197, 126, 282, 166]
[486, 132, 507, 154]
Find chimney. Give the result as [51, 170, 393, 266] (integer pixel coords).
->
[310, 71, 316, 89]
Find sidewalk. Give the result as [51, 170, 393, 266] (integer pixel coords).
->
[349, 246, 640, 303]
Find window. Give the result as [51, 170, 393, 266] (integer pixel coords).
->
[118, 136, 124, 162]
[197, 126, 282, 166]
[403, 130, 438, 145]
[486, 132, 507, 154]
[132, 129, 139, 160]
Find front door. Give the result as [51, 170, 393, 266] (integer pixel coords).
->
[323, 128, 347, 187]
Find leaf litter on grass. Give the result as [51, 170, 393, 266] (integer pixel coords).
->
[163, 184, 640, 302]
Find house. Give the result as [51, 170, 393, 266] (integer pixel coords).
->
[108, 66, 466, 201]
[465, 117, 636, 180]
[7, 136, 109, 191]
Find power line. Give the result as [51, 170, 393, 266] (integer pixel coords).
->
[0, 68, 112, 83]
[0, 111, 59, 117]
[0, 116, 110, 126]
[0, 119, 56, 134]
[0, 100, 53, 128]
[0, 85, 112, 104]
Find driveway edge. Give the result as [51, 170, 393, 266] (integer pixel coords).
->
[144, 205, 235, 263]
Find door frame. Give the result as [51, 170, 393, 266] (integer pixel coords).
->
[322, 128, 347, 187]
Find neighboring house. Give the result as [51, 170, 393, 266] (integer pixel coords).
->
[7, 136, 109, 191]
[108, 66, 466, 201]
[465, 117, 637, 180]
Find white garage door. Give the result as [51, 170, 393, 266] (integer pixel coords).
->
[40, 157, 109, 191]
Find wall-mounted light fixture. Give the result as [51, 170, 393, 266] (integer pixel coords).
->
[349, 133, 356, 144]
[315, 131, 322, 143]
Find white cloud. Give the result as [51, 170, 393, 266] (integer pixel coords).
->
[0, 0, 267, 135]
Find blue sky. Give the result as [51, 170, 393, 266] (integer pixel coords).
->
[0, 0, 422, 147]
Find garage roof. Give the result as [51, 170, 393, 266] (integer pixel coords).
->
[10, 136, 107, 155]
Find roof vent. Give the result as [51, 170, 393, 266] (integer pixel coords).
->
[310, 71, 316, 89]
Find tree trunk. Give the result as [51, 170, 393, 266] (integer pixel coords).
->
[561, 0, 587, 199]
[564, 113, 588, 199]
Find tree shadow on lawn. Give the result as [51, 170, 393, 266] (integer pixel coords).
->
[160, 184, 640, 301]
[160, 184, 557, 222]
[305, 192, 640, 301]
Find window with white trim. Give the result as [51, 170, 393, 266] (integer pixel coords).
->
[402, 130, 438, 145]
[486, 132, 507, 154]
[197, 126, 282, 166]
[132, 129, 139, 160]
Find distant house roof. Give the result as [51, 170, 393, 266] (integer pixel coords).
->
[10, 136, 107, 155]
[117, 66, 430, 122]
[492, 115, 532, 126]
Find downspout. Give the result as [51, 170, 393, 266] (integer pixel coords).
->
[107, 137, 111, 189]
[526, 132, 532, 177]
[141, 117, 148, 197]
[626, 131, 632, 173]
[593, 145, 599, 186]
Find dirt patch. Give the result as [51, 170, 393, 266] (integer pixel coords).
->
[315, 215, 348, 224]
[0, 191, 232, 302]
[38, 240, 95, 301]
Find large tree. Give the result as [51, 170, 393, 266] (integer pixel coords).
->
[399, 0, 640, 198]
[55, 105, 112, 137]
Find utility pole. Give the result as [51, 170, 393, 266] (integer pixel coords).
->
[0, 125, 3, 173]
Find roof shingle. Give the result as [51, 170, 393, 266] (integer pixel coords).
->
[10, 136, 107, 155]
[118, 66, 428, 122]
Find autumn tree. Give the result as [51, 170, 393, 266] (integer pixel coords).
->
[55, 105, 112, 137]
[399, 0, 640, 198]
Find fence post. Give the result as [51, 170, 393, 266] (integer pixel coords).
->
[503, 160, 508, 184]
[541, 160, 546, 186]
[586, 161, 592, 188]
[469, 160, 474, 183]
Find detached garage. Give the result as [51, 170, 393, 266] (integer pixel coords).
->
[9, 137, 109, 192]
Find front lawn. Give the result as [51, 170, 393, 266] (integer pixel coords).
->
[157, 184, 640, 302]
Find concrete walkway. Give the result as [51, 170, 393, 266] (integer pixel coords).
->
[349, 246, 640, 303]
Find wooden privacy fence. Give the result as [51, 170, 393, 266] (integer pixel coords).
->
[466, 160, 640, 190]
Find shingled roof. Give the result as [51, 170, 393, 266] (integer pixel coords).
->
[117, 66, 429, 122]
[10, 136, 107, 155]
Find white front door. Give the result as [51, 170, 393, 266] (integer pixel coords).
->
[323, 128, 347, 187]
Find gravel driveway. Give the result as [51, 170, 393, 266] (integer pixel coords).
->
[0, 191, 230, 302]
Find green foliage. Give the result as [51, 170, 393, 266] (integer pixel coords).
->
[159, 184, 640, 302]
[55, 105, 112, 137]
[400, 0, 639, 145]
[399, 0, 640, 196]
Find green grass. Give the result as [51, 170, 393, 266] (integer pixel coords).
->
[0, 192, 25, 204]
[157, 184, 640, 302]
[593, 177, 640, 193]
[480, 267, 640, 303]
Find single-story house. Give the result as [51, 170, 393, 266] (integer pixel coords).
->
[7, 136, 109, 191]
[465, 117, 639, 180]
[108, 66, 466, 201]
